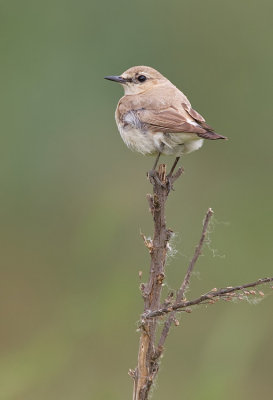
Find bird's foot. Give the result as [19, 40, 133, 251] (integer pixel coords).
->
[166, 166, 184, 193]
[148, 166, 183, 192]
[166, 174, 175, 193]
[147, 170, 165, 187]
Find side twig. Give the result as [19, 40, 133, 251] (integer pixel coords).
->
[144, 277, 273, 319]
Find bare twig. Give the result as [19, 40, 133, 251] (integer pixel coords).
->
[169, 166, 184, 185]
[144, 277, 273, 319]
[177, 208, 214, 300]
[157, 208, 213, 353]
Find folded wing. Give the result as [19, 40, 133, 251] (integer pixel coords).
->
[132, 104, 227, 140]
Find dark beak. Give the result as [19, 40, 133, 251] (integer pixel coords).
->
[104, 75, 127, 84]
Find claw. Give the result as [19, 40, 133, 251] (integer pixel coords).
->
[166, 175, 175, 193]
[147, 170, 165, 187]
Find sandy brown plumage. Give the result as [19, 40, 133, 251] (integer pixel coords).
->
[105, 66, 227, 161]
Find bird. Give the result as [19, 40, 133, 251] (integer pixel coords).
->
[105, 66, 227, 176]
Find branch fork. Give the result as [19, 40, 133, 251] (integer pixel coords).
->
[147, 164, 184, 194]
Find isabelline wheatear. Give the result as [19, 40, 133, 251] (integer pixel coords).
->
[105, 66, 227, 175]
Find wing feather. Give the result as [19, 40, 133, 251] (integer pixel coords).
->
[122, 102, 227, 140]
[135, 108, 206, 134]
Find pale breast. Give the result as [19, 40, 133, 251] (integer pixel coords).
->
[115, 103, 204, 156]
[116, 122, 204, 156]
[117, 123, 158, 155]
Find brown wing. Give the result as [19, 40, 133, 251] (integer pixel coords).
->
[183, 104, 227, 139]
[182, 102, 216, 132]
[133, 105, 227, 140]
[135, 107, 207, 134]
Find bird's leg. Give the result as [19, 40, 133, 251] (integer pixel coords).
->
[148, 152, 164, 187]
[166, 157, 181, 192]
[152, 152, 161, 171]
[167, 157, 180, 177]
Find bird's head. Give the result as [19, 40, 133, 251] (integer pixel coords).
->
[104, 66, 168, 95]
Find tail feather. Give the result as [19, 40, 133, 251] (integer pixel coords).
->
[198, 131, 228, 140]
[195, 120, 228, 140]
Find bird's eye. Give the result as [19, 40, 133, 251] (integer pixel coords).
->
[137, 75, 146, 82]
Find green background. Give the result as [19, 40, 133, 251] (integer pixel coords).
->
[1, 0, 273, 399]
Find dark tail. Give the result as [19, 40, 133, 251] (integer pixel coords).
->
[198, 131, 228, 140]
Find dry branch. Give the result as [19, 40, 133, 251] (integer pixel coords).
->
[132, 164, 175, 400]
[144, 276, 273, 319]
[131, 163, 272, 400]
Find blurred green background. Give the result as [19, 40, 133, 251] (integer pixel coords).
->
[1, 0, 273, 399]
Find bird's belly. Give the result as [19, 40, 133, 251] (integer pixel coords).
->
[117, 124, 204, 156]
[160, 132, 204, 155]
[118, 124, 158, 155]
